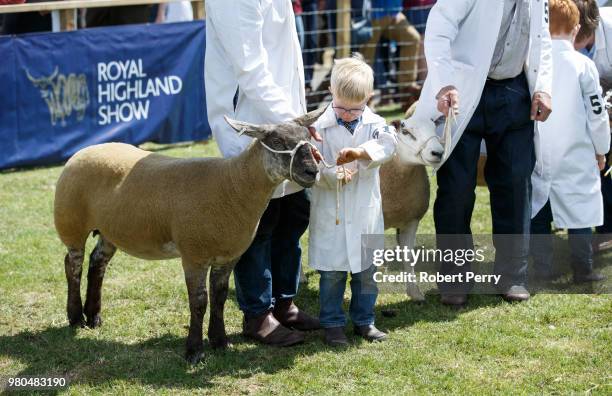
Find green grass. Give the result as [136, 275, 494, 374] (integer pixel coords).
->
[1, 113, 611, 395]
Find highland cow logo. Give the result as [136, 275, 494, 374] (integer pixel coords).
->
[26, 67, 90, 126]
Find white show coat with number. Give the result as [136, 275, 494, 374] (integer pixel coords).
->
[413, 0, 553, 169]
[205, 0, 306, 198]
[531, 40, 611, 228]
[308, 105, 396, 274]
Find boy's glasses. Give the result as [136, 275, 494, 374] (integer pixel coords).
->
[332, 104, 366, 116]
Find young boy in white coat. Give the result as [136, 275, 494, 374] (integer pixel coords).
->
[530, 0, 610, 283]
[309, 56, 397, 346]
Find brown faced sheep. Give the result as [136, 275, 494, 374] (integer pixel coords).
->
[54, 108, 325, 364]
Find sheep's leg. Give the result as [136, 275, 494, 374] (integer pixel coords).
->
[208, 263, 234, 349]
[84, 235, 116, 328]
[183, 262, 209, 364]
[65, 248, 85, 327]
[397, 220, 425, 302]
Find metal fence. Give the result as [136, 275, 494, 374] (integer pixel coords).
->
[297, 3, 435, 111]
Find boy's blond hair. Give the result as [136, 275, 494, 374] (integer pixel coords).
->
[549, 0, 580, 36]
[330, 54, 374, 103]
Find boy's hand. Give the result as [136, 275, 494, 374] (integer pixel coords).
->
[337, 148, 370, 165]
[597, 154, 606, 171]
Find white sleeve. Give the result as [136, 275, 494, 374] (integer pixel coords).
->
[581, 61, 611, 155]
[206, 0, 297, 124]
[358, 124, 397, 170]
[422, 0, 475, 96]
[533, 0, 553, 97]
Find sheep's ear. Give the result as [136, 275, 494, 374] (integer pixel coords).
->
[292, 104, 327, 127]
[224, 116, 269, 139]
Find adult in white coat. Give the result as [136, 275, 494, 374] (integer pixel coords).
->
[205, 0, 320, 347]
[573, 2, 612, 247]
[413, 0, 554, 305]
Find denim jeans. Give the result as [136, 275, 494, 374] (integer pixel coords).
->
[434, 73, 535, 293]
[233, 190, 310, 318]
[530, 200, 594, 277]
[318, 265, 378, 328]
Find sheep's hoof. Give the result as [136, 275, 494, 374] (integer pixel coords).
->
[86, 315, 103, 328]
[185, 348, 204, 364]
[209, 336, 231, 350]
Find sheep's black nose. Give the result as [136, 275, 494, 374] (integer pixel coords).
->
[304, 169, 318, 177]
[431, 150, 443, 159]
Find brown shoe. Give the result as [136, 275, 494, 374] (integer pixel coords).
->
[353, 325, 387, 342]
[273, 299, 320, 331]
[242, 311, 305, 347]
[501, 285, 530, 302]
[324, 327, 349, 347]
[440, 293, 467, 307]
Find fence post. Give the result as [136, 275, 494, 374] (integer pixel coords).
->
[336, 0, 351, 58]
[192, 0, 205, 19]
[59, 9, 77, 31]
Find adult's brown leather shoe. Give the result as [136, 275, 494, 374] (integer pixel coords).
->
[273, 299, 321, 331]
[440, 293, 468, 307]
[242, 311, 305, 347]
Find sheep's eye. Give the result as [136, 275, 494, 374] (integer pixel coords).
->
[402, 129, 417, 140]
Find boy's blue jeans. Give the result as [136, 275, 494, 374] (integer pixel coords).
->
[530, 200, 594, 277]
[318, 265, 378, 328]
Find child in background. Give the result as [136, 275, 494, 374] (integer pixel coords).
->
[530, 0, 610, 283]
[309, 56, 396, 346]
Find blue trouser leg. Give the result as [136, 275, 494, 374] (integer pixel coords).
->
[349, 265, 378, 327]
[234, 191, 309, 318]
[597, 162, 612, 234]
[434, 73, 534, 293]
[434, 93, 482, 294]
[568, 228, 594, 276]
[271, 190, 310, 300]
[530, 200, 554, 277]
[319, 270, 348, 328]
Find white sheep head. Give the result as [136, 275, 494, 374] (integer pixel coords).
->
[396, 116, 445, 166]
[224, 106, 326, 187]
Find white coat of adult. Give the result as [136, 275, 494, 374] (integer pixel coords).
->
[413, 0, 553, 167]
[593, 7, 612, 81]
[308, 105, 396, 274]
[205, 0, 306, 198]
[531, 40, 611, 228]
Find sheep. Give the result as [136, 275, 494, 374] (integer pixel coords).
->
[54, 107, 325, 364]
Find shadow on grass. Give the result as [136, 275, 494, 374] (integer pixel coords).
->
[0, 270, 504, 392]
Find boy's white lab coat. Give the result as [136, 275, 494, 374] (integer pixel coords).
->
[308, 105, 396, 274]
[413, 0, 553, 168]
[594, 7, 612, 81]
[531, 40, 611, 228]
[205, 0, 306, 198]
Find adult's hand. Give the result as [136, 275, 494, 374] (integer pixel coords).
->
[530, 91, 552, 122]
[436, 85, 459, 117]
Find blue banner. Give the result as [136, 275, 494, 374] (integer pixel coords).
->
[0, 21, 209, 170]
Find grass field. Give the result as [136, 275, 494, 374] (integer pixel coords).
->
[1, 113, 611, 395]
